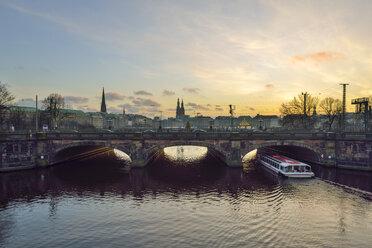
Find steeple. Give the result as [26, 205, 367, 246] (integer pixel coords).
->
[180, 99, 185, 118]
[176, 98, 180, 118]
[101, 87, 107, 113]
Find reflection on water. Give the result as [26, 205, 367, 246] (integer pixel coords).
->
[164, 146, 208, 162]
[1, 147, 372, 248]
[148, 146, 225, 183]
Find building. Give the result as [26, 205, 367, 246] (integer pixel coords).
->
[176, 98, 185, 120]
[252, 114, 280, 130]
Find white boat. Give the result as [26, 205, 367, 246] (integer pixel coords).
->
[258, 153, 315, 178]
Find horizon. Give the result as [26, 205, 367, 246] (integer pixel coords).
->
[1, 1, 372, 117]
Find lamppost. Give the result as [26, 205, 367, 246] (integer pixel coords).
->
[158, 111, 162, 131]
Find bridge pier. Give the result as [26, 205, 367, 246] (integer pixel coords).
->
[131, 159, 147, 168]
[226, 160, 243, 167]
[225, 149, 244, 167]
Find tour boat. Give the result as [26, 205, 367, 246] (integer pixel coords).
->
[258, 153, 315, 178]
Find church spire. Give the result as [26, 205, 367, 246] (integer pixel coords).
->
[176, 98, 180, 118]
[101, 87, 107, 113]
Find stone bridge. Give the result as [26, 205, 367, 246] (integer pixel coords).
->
[1, 132, 372, 171]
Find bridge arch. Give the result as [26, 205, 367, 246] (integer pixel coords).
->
[242, 140, 322, 163]
[53, 141, 132, 164]
[144, 141, 227, 162]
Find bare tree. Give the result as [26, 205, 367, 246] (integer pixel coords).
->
[280, 93, 319, 116]
[0, 81, 15, 127]
[43, 93, 65, 129]
[319, 97, 342, 131]
[279, 93, 319, 129]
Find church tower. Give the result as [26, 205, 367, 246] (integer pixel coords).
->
[176, 98, 180, 119]
[100, 87, 107, 113]
[180, 99, 185, 120]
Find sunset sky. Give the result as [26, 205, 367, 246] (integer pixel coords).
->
[1, 0, 372, 117]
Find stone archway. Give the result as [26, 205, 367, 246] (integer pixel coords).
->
[241, 140, 322, 163]
[53, 141, 132, 164]
[144, 141, 227, 164]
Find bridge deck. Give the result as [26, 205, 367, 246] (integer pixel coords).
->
[1, 131, 371, 141]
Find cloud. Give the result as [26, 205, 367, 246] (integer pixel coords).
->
[132, 98, 161, 107]
[291, 52, 345, 66]
[64, 96, 89, 104]
[185, 102, 209, 110]
[249, 107, 255, 111]
[105, 92, 125, 101]
[76, 105, 98, 112]
[264, 84, 274, 88]
[196, 105, 209, 110]
[144, 107, 161, 113]
[107, 106, 123, 113]
[215, 107, 224, 111]
[162, 89, 176, 96]
[134, 90, 152, 96]
[185, 102, 197, 107]
[14, 98, 42, 108]
[118, 103, 139, 113]
[183, 88, 200, 94]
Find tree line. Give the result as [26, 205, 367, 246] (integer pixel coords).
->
[0, 81, 65, 131]
[279, 93, 343, 130]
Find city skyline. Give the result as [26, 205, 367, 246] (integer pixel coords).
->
[1, 0, 372, 117]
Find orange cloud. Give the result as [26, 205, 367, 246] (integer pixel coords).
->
[291, 52, 345, 66]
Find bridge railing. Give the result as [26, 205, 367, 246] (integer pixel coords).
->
[0, 131, 371, 141]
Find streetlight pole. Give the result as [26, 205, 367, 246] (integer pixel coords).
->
[35, 95, 38, 132]
[340, 83, 349, 131]
[159, 111, 162, 131]
[302, 92, 308, 116]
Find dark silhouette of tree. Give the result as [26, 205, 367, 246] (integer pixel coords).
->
[43, 93, 65, 129]
[280, 93, 318, 129]
[0, 81, 15, 127]
[319, 97, 342, 131]
[280, 93, 319, 116]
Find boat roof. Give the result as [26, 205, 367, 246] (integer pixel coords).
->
[264, 154, 308, 166]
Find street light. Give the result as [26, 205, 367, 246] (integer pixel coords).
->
[158, 111, 162, 131]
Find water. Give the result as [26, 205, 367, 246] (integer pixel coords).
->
[1, 147, 372, 248]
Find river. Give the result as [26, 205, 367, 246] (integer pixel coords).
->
[1, 146, 372, 248]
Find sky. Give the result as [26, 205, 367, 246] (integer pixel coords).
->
[1, 0, 372, 117]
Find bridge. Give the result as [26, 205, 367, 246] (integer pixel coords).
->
[1, 131, 372, 172]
